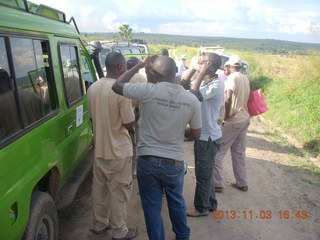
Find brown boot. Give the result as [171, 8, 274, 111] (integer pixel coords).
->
[187, 207, 209, 217]
[215, 187, 224, 193]
[230, 183, 248, 192]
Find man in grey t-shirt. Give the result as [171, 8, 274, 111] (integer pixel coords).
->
[112, 56, 201, 240]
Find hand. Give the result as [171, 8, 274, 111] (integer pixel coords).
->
[190, 56, 201, 72]
[199, 60, 212, 75]
[142, 54, 158, 68]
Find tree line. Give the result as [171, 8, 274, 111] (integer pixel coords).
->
[82, 32, 320, 55]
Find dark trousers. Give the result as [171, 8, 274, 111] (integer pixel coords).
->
[194, 137, 222, 213]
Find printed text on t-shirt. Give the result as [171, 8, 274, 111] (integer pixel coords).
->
[154, 97, 190, 109]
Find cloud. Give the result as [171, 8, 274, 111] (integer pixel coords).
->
[109, 0, 147, 17]
[29, 0, 320, 43]
[100, 12, 122, 32]
[79, 6, 93, 16]
[267, 11, 320, 36]
[279, 19, 312, 35]
[158, 21, 228, 36]
[107, 0, 181, 21]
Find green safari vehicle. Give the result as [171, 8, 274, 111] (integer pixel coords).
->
[0, 1, 97, 239]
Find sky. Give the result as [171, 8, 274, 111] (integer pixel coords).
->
[32, 0, 320, 44]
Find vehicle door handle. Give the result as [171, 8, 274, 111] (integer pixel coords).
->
[67, 124, 73, 132]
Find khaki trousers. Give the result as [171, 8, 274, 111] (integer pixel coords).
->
[213, 118, 250, 187]
[92, 157, 132, 238]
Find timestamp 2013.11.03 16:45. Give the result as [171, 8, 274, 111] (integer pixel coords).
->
[211, 210, 308, 220]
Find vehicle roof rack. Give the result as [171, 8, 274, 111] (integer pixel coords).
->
[35, 4, 66, 22]
[68, 17, 80, 35]
[0, 0, 66, 22]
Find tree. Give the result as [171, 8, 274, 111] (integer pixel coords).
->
[118, 24, 132, 40]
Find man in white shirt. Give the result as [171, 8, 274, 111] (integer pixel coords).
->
[185, 53, 224, 217]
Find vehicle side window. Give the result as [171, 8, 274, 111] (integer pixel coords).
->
[59, 44, 83, 106]
[0, 37, 20, 140]
[99, 48, 110, 67]
[121, 49, 131, 54]
[0, 36, 57, 143]
[81, 55, 94, 90]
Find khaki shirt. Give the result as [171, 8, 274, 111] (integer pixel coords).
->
[87, 77, 134, 160]
[224, 72, 250, 124]
[129, 73, 147, 84]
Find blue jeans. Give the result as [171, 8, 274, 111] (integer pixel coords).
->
[137, 156, 190, 240]
[194, 138, 222, 213]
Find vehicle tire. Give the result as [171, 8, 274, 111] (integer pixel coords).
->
[23, 191, 58, 240]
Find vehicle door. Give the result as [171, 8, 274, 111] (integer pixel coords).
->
[55, 37, 92, 170]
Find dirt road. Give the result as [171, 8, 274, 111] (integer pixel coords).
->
[59, 117, 320, 240]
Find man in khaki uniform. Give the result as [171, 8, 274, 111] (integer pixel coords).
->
[213, 55, 250, 193]
[87, 52, 138, 240]
[126, 57, 147, 179]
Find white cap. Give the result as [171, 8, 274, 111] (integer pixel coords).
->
[180, 54, 187, 60]
[228, 55, 241, 66]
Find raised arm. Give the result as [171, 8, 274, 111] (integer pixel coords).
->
[188, 61, 212, 101]
[180, 69, 196, 90]
[112, 62, 144, 96]
[112, 55, 157, 95]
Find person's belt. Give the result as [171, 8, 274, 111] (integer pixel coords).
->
[161, 158, 183, 166]
[142, 155, 183, 166]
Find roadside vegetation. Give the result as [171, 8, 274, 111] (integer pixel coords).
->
[83, 29, 320, 158]
[153, 45, 320, 158]
[238, 51, 320, 157]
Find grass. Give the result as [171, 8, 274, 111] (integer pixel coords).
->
[300, 178, 320, 187]
[289, 155, 320, 179]
[147, 45, 320, 157]
[148, 45, 199, 64]
[233, 51, 320, 157]
[148, 44, 175, 54]
[265, 129, 320, 176]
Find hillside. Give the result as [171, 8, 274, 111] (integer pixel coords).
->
[83, 32, 320, 55]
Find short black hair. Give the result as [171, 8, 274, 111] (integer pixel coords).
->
[126, 57, 139, 70]
[205, 53, 222, 74]
[105, 52, 125, 70]
[159, 48, 169, 56]
[152, 56, 176, 83]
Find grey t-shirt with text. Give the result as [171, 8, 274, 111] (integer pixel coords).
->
[123, 82, 201, 161]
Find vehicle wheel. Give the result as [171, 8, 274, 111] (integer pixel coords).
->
[23, 191, 58, 240]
